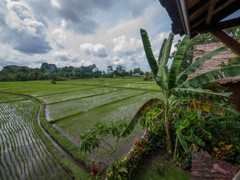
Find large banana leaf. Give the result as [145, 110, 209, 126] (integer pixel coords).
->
[121, 99, 161, 137]
[185, 134, 205, 147]
[177, 114, 196, 131]
[176, 46, 228, 87]
[168, 36, 189, 89]
[222, 65, 240, 77]
[176, 131, 190, 153]
[186, 65, 240, 88]
[158, 39, 167, 65]
[157, 33, 174, 90]
[190, 102, 239, 116]
[170, 87, 229, 103]
[140, 29, 158, 77]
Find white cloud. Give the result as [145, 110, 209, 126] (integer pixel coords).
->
[112, 56, 125, 65]
[52, 20, 67, 48]
[80, 43, 108, 58]
[112, 35, 142, 56]
[50, 0, 61, 8]
[5, 1, 44, 35]
[53, 50, 80, 63]
[152, 32, 169, 46]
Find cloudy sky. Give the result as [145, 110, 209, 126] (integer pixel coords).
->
[0, 0, 182, 71]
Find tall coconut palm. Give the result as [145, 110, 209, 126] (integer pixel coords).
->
[122, 29, 240, 156]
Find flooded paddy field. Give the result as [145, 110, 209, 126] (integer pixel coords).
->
[0, 78, 162, 178]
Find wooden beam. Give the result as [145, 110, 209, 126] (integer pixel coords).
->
[189, 1, 209, 22]
[213, 16, 240, 30]
[200, 17, 240, 32]
[206, 0, 216, 24]
[210, 30, 240, 56]
[191, 0, 237, 31]
[213, 0, 236, 15]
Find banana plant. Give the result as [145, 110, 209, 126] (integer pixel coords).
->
[140, 28, 240, 155]
[173, 111, 205, 158]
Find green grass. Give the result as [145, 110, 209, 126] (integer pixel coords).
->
[133, 162, 190, 180]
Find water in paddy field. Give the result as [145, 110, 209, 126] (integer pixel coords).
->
[0, 99, 71, 180]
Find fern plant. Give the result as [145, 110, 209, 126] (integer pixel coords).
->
[138, 29, 240, 155]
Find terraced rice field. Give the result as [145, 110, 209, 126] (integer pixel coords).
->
[0, 78, 162, 174]
[0, 95, 70, 179]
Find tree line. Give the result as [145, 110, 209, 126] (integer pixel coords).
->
[0, 63, 146, 81]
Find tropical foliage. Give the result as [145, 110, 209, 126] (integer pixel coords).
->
[79, 119, 127, 159]
[140, 28, 240, 155]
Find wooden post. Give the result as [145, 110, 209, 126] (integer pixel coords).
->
[210, 30, 240, 56]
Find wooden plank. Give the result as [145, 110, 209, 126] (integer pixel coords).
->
[187, 0, 201, 9]
[189, 1, 209, 22]
[206, 0, 216, 24]
[210, 30, 240, 56]
[191, 0, 238, 31]
[213, 0, 236, 15]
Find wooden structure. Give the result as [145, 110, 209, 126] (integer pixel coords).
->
[159, 0, 240, 55]
[190, 41, 240, 111]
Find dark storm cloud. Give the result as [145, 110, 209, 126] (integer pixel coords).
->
[13, 34, 52, 54]
[0, 57, 32, 67]
[56, 43, 65, 49]
[71, 58, 79, 63]
[128, 0, 155, 18]
[29, 0, 114, 34]
[0, 1, 52, 55]
[80, 43, 108, 58]
[54, 55, 80, 63]
[0, 26, 52, 55]
[55, 55, 68, 61]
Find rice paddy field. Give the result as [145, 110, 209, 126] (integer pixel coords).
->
[0, 94, 70, 179]
[0, 78, 162, 178]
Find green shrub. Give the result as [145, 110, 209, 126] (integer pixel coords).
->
[156, 162, 164, 175]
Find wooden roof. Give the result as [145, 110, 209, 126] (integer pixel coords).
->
[159, 0, 240, 38]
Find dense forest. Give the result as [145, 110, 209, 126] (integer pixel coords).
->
[0, 63, 145, 81]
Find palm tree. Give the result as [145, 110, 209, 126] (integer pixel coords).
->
[123, 29, 240, 156]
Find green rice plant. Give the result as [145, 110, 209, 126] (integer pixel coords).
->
[0, 167, 3, 180]
[56, 92, 160, 140]
[3, 151, 13, 177]
[26, 160, 33, 180]
[30, 158, 37, 176]
[44, 87, 119, 104]
[48, 89, 145, 120]
[23, 160, 27, 179]
[13, 161, 20, 179]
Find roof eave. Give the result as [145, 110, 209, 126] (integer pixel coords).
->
[176, 0, 191, 37]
